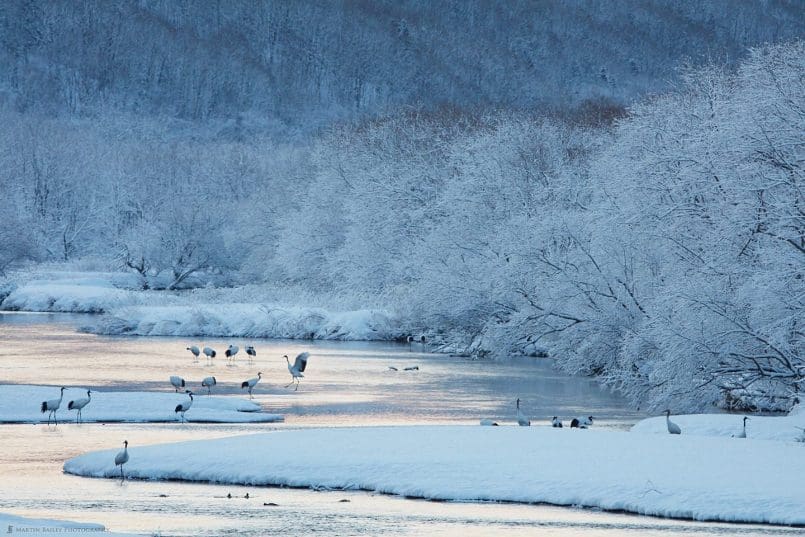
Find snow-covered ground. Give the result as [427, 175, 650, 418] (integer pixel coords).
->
[632, 405, 805, 442]
[1, 273, 142, 313]
[64, 425, 805, 526]
[92, 303, 399, 340]
[0, 385, 283, 423]
[0, 512, 136, 536]
[1, 270, 402, 341]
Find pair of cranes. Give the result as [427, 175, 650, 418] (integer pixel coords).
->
[664, 411, 750, 438]
[40, 387, 92, 425]
[239, 352, 310, 398]
[170, 375, 217, 395]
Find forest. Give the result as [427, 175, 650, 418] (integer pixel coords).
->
[0, 1, 802, 412]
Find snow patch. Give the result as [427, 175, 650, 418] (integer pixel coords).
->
[0, 385, 283, 424]
[631, 410, 805, 442]
[64, 426, 805, 525]
[0, 512, 135, 536]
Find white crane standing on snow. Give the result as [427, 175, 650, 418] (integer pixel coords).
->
[245, 345, 256, 363]
[665, 409, 682, 435]
[203, 346, 216, 363]
[187, 345, 200, 362]
[40, 386, 66, 426]
[225, 344, 239, 365]
[115, 440, 129, 479]
[175, 390, 194, 422]
[67, 389, 92, 423]
[241, 372, 262, 399]
[551, 416, 563, 428]
[201, 376, 217, 395]
[736, 416, 750, 438]
[516, 398, 530, 426]
[170, 376, 186, 392]
[284, 352, 309, 390]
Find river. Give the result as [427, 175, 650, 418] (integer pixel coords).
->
[0, 312, 798, 536]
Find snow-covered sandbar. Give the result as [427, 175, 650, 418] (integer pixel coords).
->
[1, 512, 135, 536]
[0, 385, 283, 423]
[64, 425, 805, 526]
[632, 405, 805, 442]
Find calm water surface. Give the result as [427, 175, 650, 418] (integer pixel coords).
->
[0, 312, 797, 536]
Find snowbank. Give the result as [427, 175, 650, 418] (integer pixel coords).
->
[0, 385, 283, 424]
[631, 406, 805, 442]
[64, 425, 805, 526]
[0, 272, 145, 313]
[90, 303, 400, 341]
[0, 512, 135, 536]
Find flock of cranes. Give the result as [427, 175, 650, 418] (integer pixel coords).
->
[38, 346, 313, 428]
[497, 400, 759, 439]
[37, 343, 763, 481]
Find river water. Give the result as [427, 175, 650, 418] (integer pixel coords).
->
[0, 312, 798, 536]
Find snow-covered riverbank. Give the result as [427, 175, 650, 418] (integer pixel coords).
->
[64, 424, 805, 526]
[0, 512, 136, 536]
[0, 385, 283, 423]
[1, 272, 402, 341]
[631, 405, 805, 442]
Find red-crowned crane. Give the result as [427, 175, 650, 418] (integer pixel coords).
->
[203, 346, 216, 363]
[225, 344, 239, 365]
[665, 410, 682, 435]
[570, 416, 594, 429]
[115, 440, 129, 479]
[245, 345, 256, 363]
[241, 372, 262, 399]
[515, 398, 530, 426]
[67, 389, 91, 423]
[284, 352, 309, 390]
[201, 376, 216, 395]
[175, 390, 194, 422]
[187, 345, 200, 362]
[170, 376, 186, 392]
[551, 416, 563, 428]
[41, 386, 65, 426]
[736, 416, 750, 438]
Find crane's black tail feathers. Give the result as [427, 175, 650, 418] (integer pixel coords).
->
[175, 404, 183, 413]
[68, 401, 75, 410]
[40, 401, 47, 413]
[241, 381, 249, 388]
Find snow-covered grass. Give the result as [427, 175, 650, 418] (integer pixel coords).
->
[0, 270, 147, 313]
[0, 385, 283, 424]
[631, 405, 805, 442]
[1, 270, 404, 341]
[0, 512, 136, 536]
[64, 425, 805, 526]
[91, 303, 399, 340]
